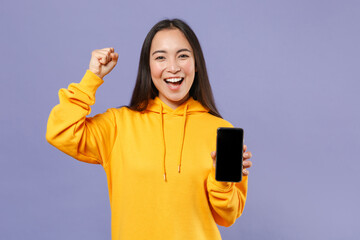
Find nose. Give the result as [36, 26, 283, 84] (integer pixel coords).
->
[167, 59, 180, 73]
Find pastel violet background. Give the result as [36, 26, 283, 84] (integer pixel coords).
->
[1, 0, 359, 239]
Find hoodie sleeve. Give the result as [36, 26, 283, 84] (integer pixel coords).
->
[207, 166, 248, 227]
[46, 70, 117, 166]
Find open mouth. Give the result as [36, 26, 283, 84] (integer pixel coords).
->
[164, 77, 184, 85]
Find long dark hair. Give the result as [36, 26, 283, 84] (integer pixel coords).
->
[129, 18, 222, 118]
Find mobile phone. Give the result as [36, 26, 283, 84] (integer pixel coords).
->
[215, 127, 244, 182]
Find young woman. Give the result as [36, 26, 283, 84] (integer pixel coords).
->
[46, 19, 253, 240]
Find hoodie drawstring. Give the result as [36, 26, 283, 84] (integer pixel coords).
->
[178, 104, 188, 173]
[159, 101, 190, 182]
[160, 104, 167, 182]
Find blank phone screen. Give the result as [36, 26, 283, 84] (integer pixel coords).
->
[215, 128, 244, 182]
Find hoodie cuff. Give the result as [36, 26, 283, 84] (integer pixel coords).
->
[78, 70, 104, 93]
[207, 166, 235, 190]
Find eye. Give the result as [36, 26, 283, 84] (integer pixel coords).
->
[155, 56, 165, 60]
[179, 54, 189, 59]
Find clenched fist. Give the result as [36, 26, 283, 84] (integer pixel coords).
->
[89, 47, 119, 79]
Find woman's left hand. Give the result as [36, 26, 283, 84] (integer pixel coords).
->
[211, 144, 253, 176]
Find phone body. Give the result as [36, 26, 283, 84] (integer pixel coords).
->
[215, 127, 244, 182]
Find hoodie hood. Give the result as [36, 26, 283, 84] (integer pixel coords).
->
[146, 97, 209, 182]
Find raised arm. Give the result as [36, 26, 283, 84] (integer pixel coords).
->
[46, 48, 119, 166]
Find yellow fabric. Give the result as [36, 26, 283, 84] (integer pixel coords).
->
[46, 70, 248, 240]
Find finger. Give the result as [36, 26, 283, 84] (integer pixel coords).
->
[243, 145, 247, 152]
[97, 49, 113, 55]
[243, 151, 252, 159]
[93, 52, 109, 64]
[100, 47, 114, 52]
[242, 169, 249, 176]
[110, 52, 119, 62]
[243, 160, 252, 169]
[97, 49, 115, 62]
[97, 50, 113, 61]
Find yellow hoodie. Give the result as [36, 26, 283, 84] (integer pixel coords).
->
[46, 70, 248, 240]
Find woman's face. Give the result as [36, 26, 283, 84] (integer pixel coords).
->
[149, 28, 195, 109]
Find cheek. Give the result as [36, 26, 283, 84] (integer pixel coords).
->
[182, 60, 196, 76]
[150, 62, 164, 80]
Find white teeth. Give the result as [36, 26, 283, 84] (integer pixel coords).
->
[165, 78, 183, 83]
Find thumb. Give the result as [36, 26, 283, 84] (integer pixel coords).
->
[211, 151, 216, 159]
[211, 151, 216, 167]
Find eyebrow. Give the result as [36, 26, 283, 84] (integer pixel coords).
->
[151, 48, 191, 56]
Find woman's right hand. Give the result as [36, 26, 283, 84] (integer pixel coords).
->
[88, 47, 119, 79]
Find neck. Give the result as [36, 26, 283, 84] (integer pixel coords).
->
[158, 95, 190, 110]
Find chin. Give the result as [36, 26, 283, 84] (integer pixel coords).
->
[168, 94, 188, 102]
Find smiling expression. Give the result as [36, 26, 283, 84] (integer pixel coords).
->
[149, 28, 196, 109]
